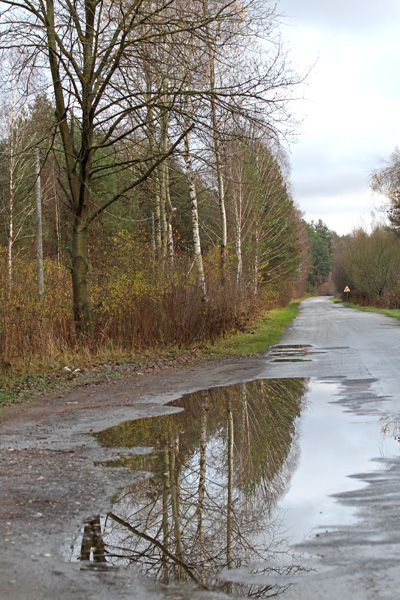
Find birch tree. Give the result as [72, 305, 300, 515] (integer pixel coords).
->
[225, 134, 301, 295]
[0, 89, 35, 284]
[0, 0, 303, 331]
[0, 0, 202, 332]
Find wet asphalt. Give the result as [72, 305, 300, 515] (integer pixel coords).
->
[1, 296, 400, 599]
[256, 297, 400, 599]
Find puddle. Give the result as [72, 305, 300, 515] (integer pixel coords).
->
[68, 378, 399, 595]
[273, 345, 313, 349]
[268, 344, 322, 362]
[280, 381, 399, 540]
[271, 358, 312, 363]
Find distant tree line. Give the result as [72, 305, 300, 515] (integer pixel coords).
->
[330, 147, 400, 306]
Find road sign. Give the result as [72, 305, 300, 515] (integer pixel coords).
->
[344, 286, 351, 293]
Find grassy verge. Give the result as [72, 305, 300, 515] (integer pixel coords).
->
[0, 300, 302, 410]
[205, 300, 301, 356]
[331, 298, 400, 320]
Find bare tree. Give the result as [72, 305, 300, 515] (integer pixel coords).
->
[225, 132, 300, 296]
[371, 147, 400, 228]
[0, 0, 202, 332]
[0, 0, 302, 332]
[0, 67, 35, 285]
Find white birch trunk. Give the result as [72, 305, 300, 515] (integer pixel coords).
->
[234, 184, 243, 289]
[7, 153, 14, 285]
[226, 399, 234, 594]
[7, 84, 16, 286]
[162, 445, 170, 583]
[198, 392, 208, 586]
[253, 226, 260, 297]
[204, 3, 227, 280]
[184, 129, 207, 300]
[167, 222, 174, 268]
[210, 69, 227, 280]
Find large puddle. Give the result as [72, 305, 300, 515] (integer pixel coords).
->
[68, 378, 399, 595]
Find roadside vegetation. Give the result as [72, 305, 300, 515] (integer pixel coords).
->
[0, 299, 302, 409]
[331, 299, 400, 321]
[7, 0, 400, 403]
[331, 148, 400, 310]
[206, 301, 301, 356]
[0, 0, 316, 401]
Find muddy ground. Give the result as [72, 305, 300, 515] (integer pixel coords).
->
[0, 355, 267, 600]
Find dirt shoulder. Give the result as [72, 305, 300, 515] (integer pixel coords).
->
[0, 354, 267, 600]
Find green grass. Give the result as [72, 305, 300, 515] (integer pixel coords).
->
[331, 299, 400, 320]
[206, 300, 301, 356]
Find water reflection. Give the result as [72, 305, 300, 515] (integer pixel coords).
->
[87, 379, 309, 595]
[268, 345, 317, 363]
[380, 416, 400, 442]
[79, 515, 106, 562]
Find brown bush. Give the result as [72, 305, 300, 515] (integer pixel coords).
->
[0, 233, 298, 373]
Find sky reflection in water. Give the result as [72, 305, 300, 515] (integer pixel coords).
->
[72, 378, 399, 595]
[281, 380, 399, 541]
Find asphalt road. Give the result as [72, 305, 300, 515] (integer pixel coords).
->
[1, 296, 400, 600]
[257, 297, 400, 599]
[262, 296, 400, 387]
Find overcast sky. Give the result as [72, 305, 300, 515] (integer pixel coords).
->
[277, 0, 400, 235]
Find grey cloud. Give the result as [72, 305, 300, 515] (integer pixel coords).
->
[278, 0, 400, 32]
[293, 172, 368, 200]
[290, 156, 371, 199]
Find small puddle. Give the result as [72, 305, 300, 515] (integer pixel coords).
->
[68, 378, 399, 595]
[268, 344, 322, 363]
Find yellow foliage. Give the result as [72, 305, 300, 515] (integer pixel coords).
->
[0, 230, 297, 369]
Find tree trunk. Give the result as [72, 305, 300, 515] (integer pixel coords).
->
[253, 226, 260, 297]
[226, 399, 234, 594]
[204, 3, 227, 282]
[7, 86, 15, 287]
[35, 147, 44, 301]
[72, 217, 90, 335]
[234, 184, 243, 290]
[154, 182, 162, 257]
[151, 212, 156, 272]
[160, 108, 170, 261]
[167, 222, 174, 268]
[198, 392, 208, 585]
[170, 432, 185, 580]
[7, 156, 14, 286]
[184, 129, 207, 300]
[53, 170, 63, 267]
[162, 445, 170, 583]
[210, 71, 227, 283]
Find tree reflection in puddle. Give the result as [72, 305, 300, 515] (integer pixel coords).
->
[78, 379, 310, 595]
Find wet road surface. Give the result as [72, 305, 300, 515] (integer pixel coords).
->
[1, 296, 400, 599]
[257, 297, 400, 598]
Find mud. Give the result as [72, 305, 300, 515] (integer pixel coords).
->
[0, 355, 268, 600]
